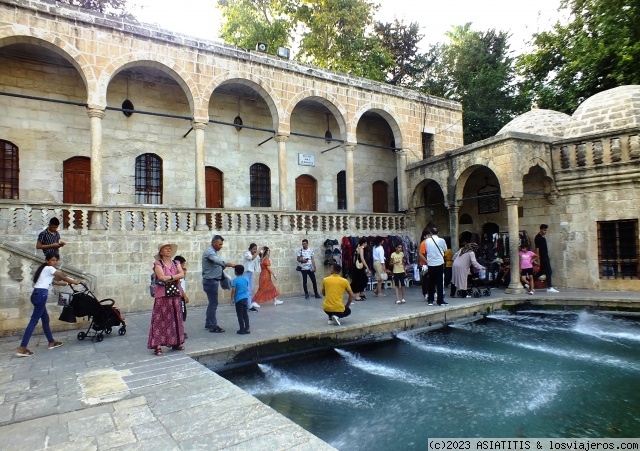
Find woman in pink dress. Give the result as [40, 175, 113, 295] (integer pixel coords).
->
[252, 247, 283, 306]
[148, 242, 185, 356]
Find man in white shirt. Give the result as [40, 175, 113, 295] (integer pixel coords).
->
[425, 227, 448, 306]
[297, 239, 320, 299]
[372, 236, 387, 296]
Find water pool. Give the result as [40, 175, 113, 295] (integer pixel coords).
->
[221, 311, 640, 449]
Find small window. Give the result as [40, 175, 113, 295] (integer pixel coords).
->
[422, 132, 434, 159]
[337, 170, 346, 210]
[597, 219, 639, 279]
[135, 153, 163, 204]
[0, 140, 19, 199]
[250, 163, 271, 207]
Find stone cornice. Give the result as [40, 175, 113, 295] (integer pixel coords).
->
[1, 0, 461, 111]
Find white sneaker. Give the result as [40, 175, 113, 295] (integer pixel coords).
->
[274, 299, 283, 305]
[330, 315, 341, 326]
[401, 299, 406, 304]
[523, 283, 530, 290]
[328, 320, 334, 325]
[251, 302, 260, 308]
[547, 287, 559, 293]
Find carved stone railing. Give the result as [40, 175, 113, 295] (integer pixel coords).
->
[553, 128, 640, 191]
[0, 202, 411, 235]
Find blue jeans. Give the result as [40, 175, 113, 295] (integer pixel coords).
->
[21, 289, 54, 348]
[203, 278, 219, 329]
[243, 271, 253, 308]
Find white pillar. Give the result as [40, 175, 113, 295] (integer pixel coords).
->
[276, 134, 289, 210]
[448, 203, 459, 250]
[87, 107, 106, 230]
[193, 122, 209, 231]
[343, 143, 356, 213]
[504, 197, 524, 293]
[396, 149, 407, 211]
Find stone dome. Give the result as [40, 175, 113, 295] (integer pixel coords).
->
[564, 85, 640, 138]
[497, 109, 570, 138]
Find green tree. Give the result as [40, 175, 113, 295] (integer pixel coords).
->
[373, 19, 427, 87]
[517, 0, 640, 113]
[218, 0, 294, 53]
[56, 0, 129, 16]
[421, 23, 526, 144]
[293, 0, 379, 73]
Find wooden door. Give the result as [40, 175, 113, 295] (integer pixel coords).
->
[372, 180, 388, 213]
[295, 175, 317, 211]
[205, 166, 223, 208]
[63, 157, 91, 228]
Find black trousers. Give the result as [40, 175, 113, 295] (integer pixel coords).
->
[235, 299, 249, 331]
[324, 307, 352, 319]
[427, 264, 445, 304]
[301, 270, 318, 295]
[535, 256, 553, 287]
[421, 271, 429, 296]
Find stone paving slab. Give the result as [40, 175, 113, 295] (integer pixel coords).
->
[0, 286, 638, 450]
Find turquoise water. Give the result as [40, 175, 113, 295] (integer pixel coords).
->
[221, 311, 640, 449]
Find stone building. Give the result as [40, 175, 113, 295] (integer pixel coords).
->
[0, 0, 462, 334]
[407, 86, 640, 293]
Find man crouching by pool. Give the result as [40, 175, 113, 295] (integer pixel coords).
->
[322, 263, 354, 326]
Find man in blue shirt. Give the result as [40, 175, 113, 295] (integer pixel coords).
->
[202, 235, 237, 333]
[230, 265, 250, 334]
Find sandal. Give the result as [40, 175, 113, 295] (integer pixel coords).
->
[209, 326, 225, 333]
[172, 345, 185, 351]
[48, 341, 63, 350]
[361, 295, 367, 300]
[154, 347, 163, 356]
[16, 349, 34, 357]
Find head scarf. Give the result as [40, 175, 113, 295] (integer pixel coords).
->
[460, 242, 478, 255]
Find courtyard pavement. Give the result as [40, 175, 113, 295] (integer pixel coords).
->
[0, 285, 638, 450]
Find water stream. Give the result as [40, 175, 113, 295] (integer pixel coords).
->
[221, 310, 640, 449]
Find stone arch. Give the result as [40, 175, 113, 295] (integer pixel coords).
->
[352, 104, 404, 150]
[453, 164, 504, 204]
[409, 178, 448, 210]
[0, 32, 92, 94]
[94, 53, 198, 113]
[203, 73, 282, 130]
[284, 91, 348, 139]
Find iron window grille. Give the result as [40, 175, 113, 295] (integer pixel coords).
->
[422, 132, 434, 159]
[477, 178, 500, 214]
[0, 140, 19, 199]
[337, 170, 346, 210]
[597, 219, 639, 279]
[135, 153, 163, 204]
[250, 163, 271, 207]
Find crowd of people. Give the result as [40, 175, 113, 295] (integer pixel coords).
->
[16, 218, 559, 357]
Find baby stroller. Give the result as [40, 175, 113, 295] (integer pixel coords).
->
[69, 283, 126, 342]
[463, 268, 492, 298]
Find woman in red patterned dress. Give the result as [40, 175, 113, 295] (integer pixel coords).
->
[252, 246, 283, 306]
[148, 242, 185, 356]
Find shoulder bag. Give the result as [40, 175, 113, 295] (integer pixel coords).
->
[355, 248, 364, 269]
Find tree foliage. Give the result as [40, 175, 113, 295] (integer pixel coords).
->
[56, 0, 129, 16]
[517, 0, 640, 113]
[218, 0, 294, 52]
[373, 19, 427, 86]
[421, 23, 526, 144]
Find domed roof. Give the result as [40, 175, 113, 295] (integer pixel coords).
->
[497, 109, 570, 138]
[564, 85, 640, 138]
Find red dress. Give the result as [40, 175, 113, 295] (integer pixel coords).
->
[252, 258, 280, 303]
[147, 260, 185, 349]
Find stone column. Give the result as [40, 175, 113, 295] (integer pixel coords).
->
[504, 197, 523, 294]
[448, 203, 460, 251]
[343, 143, 356, 213]
[87, 107, 106, 230]
[193, 122, 209, 231]
[395, 149, 407, 211]
[275, 134, 289, 211]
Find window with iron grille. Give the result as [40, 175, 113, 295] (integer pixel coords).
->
[1, 140, 19, 199]
[597, 219, 639, 279]
[250, 163, 271, 207]
[422, 132, 434, 159]
[135, 153, 162, 204]
[337, 170, 346, 210]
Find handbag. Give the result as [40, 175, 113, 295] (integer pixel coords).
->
[296, 265, 302, 271]
[355, 253, 364, 269]
[219, 272, 232, 290]
[165, 280, 180, 297]
[58, 305, 77, 323]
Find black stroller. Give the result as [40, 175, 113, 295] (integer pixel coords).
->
[461, 268, 492, 298]
[68, 283, 126, 342]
